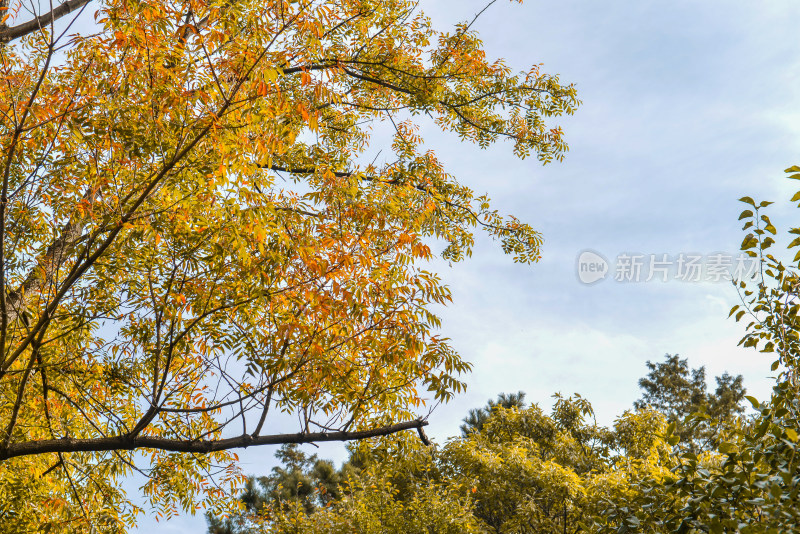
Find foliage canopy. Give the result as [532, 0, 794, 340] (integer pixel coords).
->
[0, 0, 578, 529]
[209, 394, 674, 534]
[634, 353, 746, 451]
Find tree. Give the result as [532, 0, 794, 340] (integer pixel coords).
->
[266, 439, 483, 534]
[206, 444, 352, 534]
[601, 170, 800, 533]
[0, 0, 579, 529]
[460, 390, 527, 436]
[212, 381, 706, 533]
[217, 393, 672, 534]
[206, 477, 267, 534]
[634, 353, 746, 451]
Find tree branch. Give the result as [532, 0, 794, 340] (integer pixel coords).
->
[263, 164, 519, 234]
[0, 418, 429, 460]
[0, 0, 94, 43]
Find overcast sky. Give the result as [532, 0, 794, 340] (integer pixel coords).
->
[134, 1, 800, 532]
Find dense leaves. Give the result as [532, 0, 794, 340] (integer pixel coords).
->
[634, 354, 746, 452]
[210, 364, 756, 534]
[206, 444, 352, 533]
[212, 392, 679, 534]
[460, 390, 527, 436]
[0, 0, 579, 530]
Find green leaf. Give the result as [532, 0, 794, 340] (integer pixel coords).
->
[738, 210, 753, 220]
[745, 395, 760, 409]
[739, 196, 756, 206]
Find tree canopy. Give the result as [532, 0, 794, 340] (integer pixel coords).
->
[460, 390, 527, 436]
[634, 353, 746, 451]
[0, 0, 579, 529]
[209, 392, 677, 534]
[206, 362, 756, 533]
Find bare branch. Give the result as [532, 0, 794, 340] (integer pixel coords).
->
[0, 418, 429, 460]
[0, 0, 94, 43]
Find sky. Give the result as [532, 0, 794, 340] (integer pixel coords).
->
[419, 0, 800, 428]
[129, 1, 800, 531]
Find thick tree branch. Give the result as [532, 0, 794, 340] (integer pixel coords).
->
[3, 217, 85, 326]
[0, 0, 94, 43]
[0, 418, 429, 460]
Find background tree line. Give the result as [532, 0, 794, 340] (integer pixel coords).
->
[203, 180, 800, 533]
[206, 353, 748, 533]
